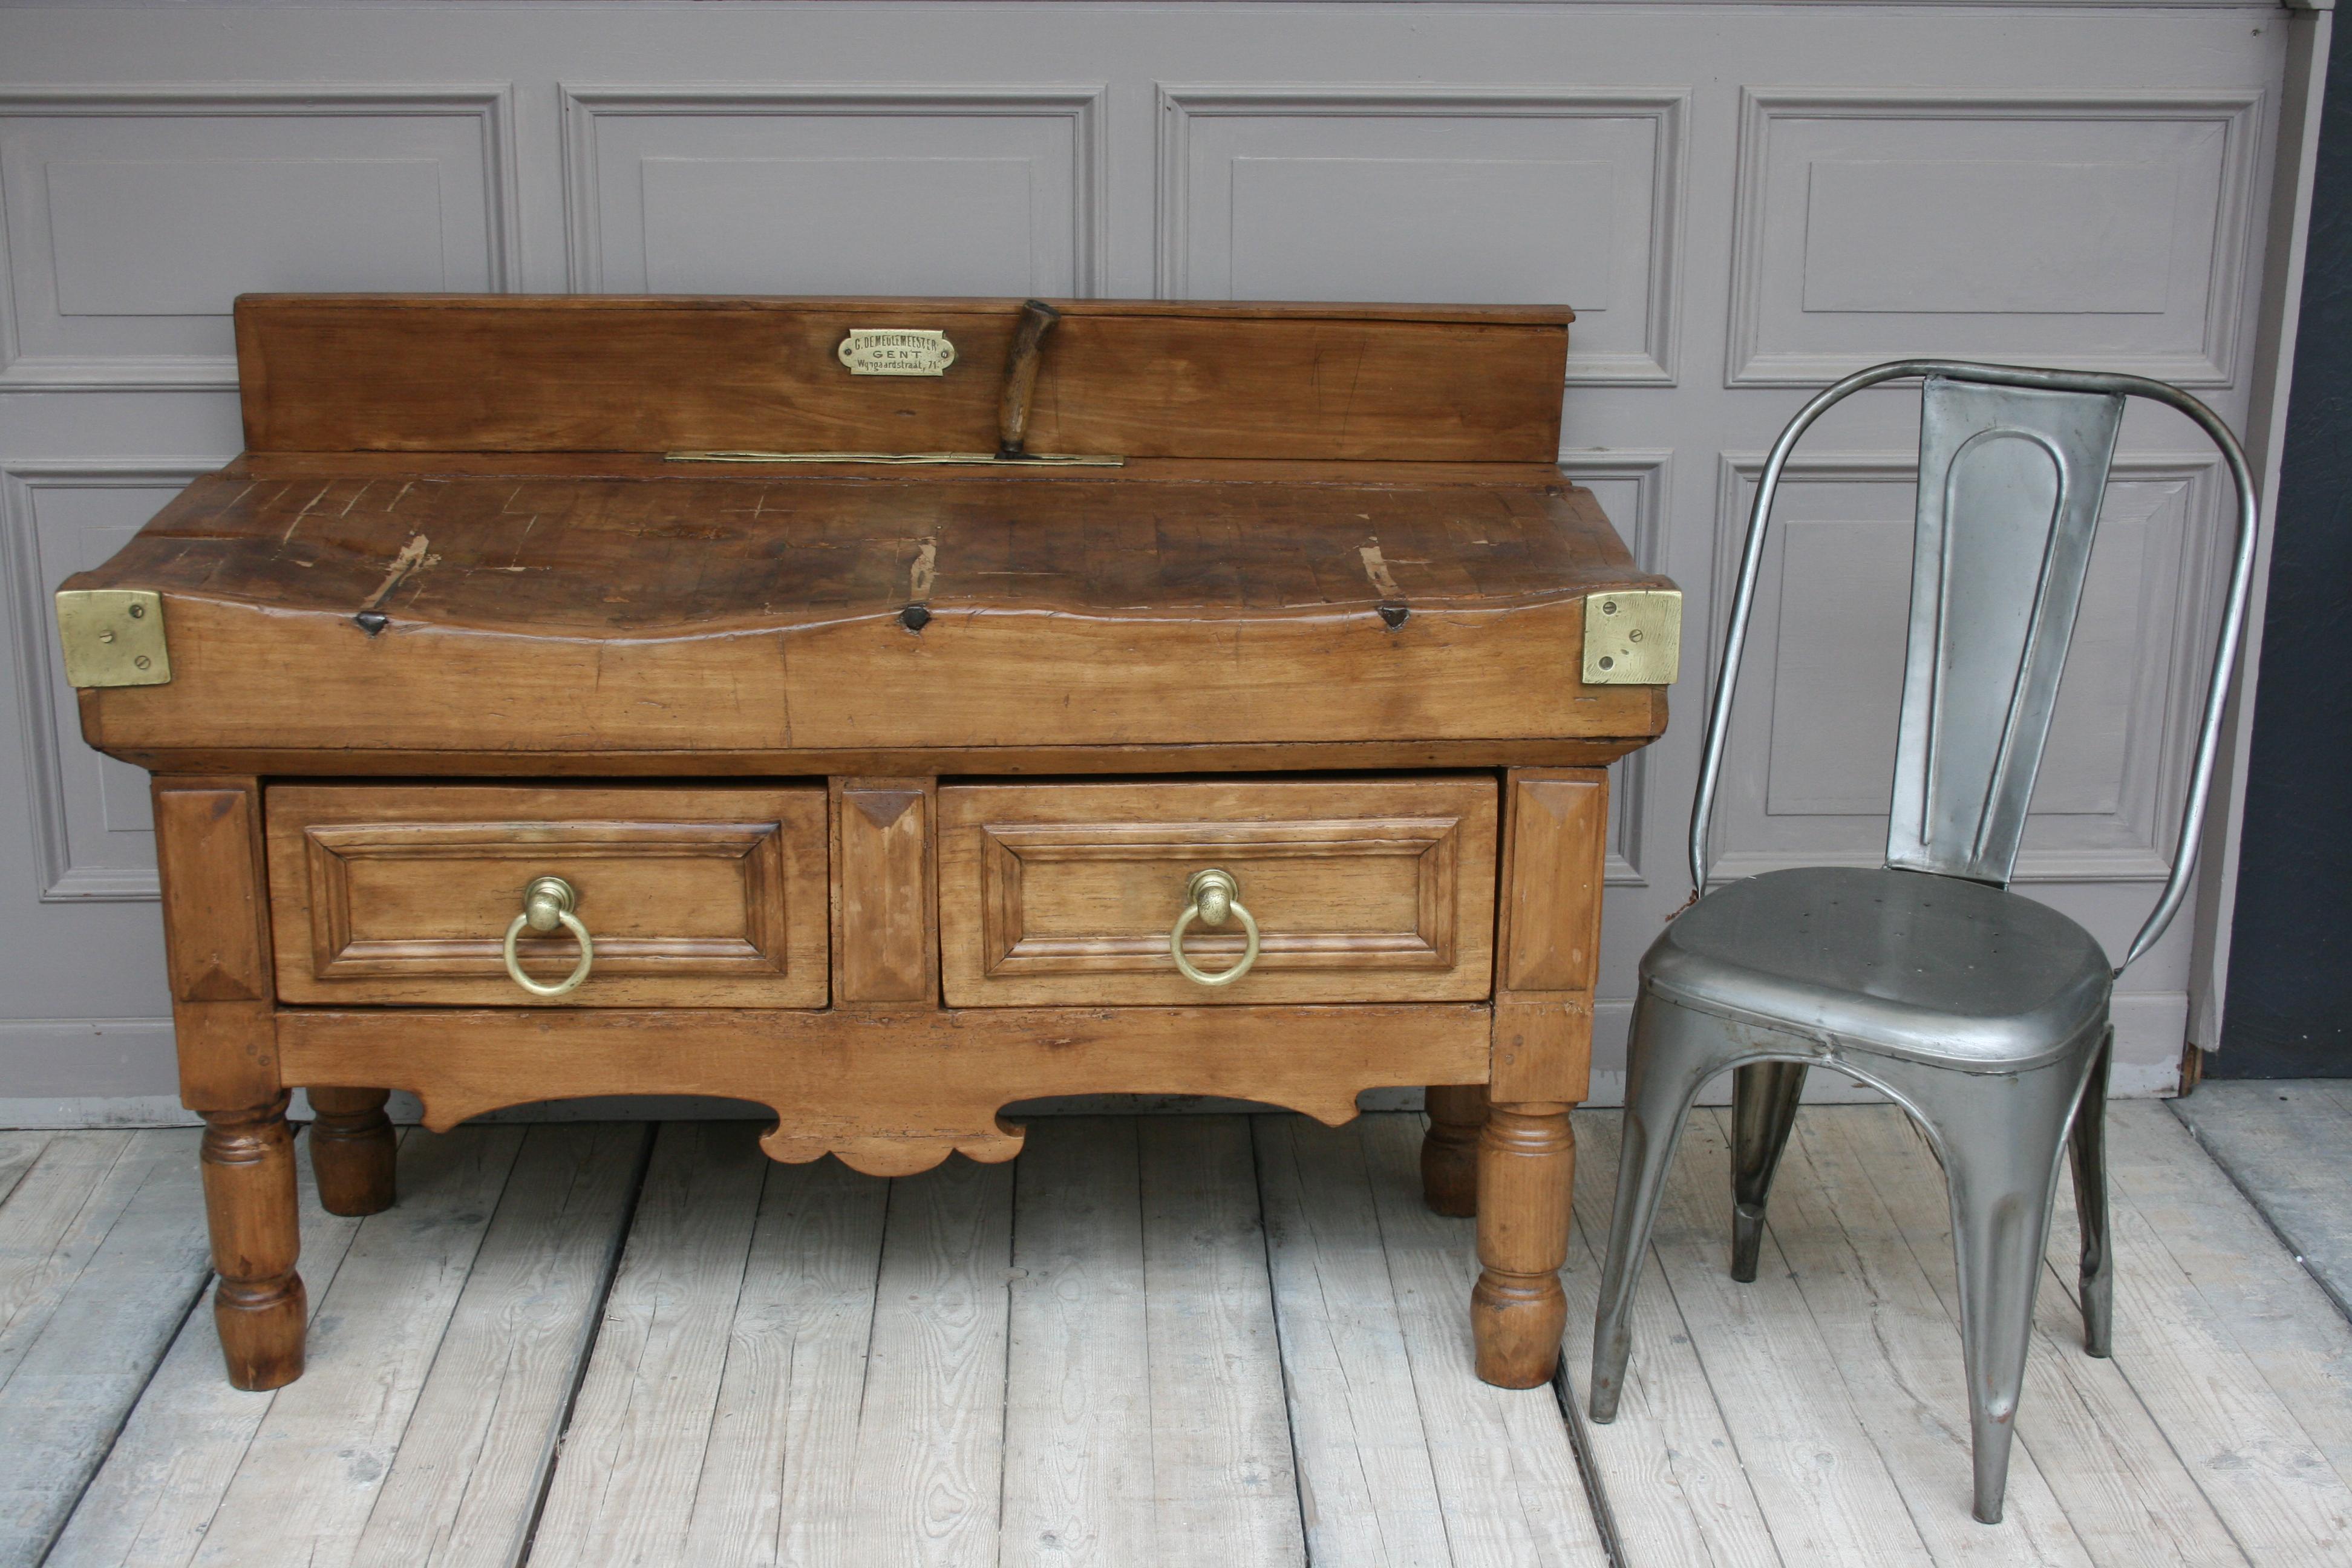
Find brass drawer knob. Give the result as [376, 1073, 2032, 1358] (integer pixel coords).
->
[501, 875, 594, 998]
[1169, 867, 1259, 988]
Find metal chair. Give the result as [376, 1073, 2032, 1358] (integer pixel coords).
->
[1586, 361, 2259, 1524]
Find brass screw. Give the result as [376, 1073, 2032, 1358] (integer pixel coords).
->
[1628, 629, 1645, 642]
[133, 655, 151, 670]
[1598, 656, 1615, 671]
[126, 603, 145, 619]
[1601, 599, 1619, 616]
[97, 630, 115, 644]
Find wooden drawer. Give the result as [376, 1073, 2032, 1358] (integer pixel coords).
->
[265, 785, 829, 1006]
[938, 777, 1496, 1005]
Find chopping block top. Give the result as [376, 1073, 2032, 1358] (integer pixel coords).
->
[64, 295, 1673, 766]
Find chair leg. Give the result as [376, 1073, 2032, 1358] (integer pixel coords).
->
[1730, 1060, 1808, 1282]
[1885, 1053, 2092, 1526]
[2068, 1031, 2114, 1357]
[1589, 995, 1745, 1423]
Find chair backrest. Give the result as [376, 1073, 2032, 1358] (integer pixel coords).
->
[1889, 377, 2123, 884]
[1687, 361, 2259, 975]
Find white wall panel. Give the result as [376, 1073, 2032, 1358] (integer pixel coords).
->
[561, 87, 1107, 295]
[1158, 88, 1685, 384]
[0, 87, 515, 390]
[1728, 90, 2264, 386]
[1, 462, 212, 901]
[0, 2, 2304, 1103]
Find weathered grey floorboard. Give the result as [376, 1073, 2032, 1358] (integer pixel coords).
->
[2172, 1079, 2352, 1319]
[0, 1131, 207, 1567]
[17, 1104, 2352, 1568]
[350, 1123, 650, 1568]
[1561, 1111, 1783, 1568]
[43, 1129, 384, 1568]
[676, 1148, 889, 1567]
[528, 1122, 769, 1568]
[1135, 1115, 1305, 1565]
[842, 1155, 1016, 1567]
[188, 1127, 528, 1568]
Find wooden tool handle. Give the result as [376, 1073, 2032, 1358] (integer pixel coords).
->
[996, 299, 1061, 457]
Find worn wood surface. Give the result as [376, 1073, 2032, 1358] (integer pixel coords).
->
[71, 471, 1663, 756]
[264, 783, 831, 1007]
[937, 776, 1497, 1005]
[20, 1102, 2352, 1567]
[232, 295, 1571, 461]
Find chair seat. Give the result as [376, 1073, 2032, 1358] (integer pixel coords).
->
[1642, 866, 2112, 1068]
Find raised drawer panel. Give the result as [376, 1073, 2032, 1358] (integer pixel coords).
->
[938, 777, 1496, 1005]
[266, 784, 829, 1006]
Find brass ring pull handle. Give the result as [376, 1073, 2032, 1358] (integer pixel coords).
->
[1169, 867, 1260, 988]
[501, 876, 594, 998]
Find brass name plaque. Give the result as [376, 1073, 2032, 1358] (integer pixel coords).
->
[837, 328, 956, 377]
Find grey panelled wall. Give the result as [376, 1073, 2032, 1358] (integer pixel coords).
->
[0, 1, 2324, 1114]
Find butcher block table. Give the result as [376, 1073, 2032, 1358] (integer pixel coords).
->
[57, 293, 1675, 1393]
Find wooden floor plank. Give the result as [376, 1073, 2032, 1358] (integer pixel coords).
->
[844, 1154, 1016, 1568]
[348, 1123, 650, 1568]
[1136, 1115, 1306, 1567]
[2170, 1082, 2352, 1321]
[528, 1122, 768, 1568]
[1639, 1110, 1936, 1566]
[1829, 1107, 2250, 1567]
[0, 1132, 54, 1213]
[0, 1132, 139, 1382]
[1254, 1114, 1453, 1567]
[2037, 1103, 2352, 1560]
[678, 1151, 890, 1568]
[1001, 1118, 1153, 1567]
[186, 1126, 527, 1568]
[1358, 1114, 1610, 1566]
[2109, 1099, 2352, 1483]
[44, 1130, 385, 1568]
[0, 1130, 209, 1567]
[1561, 1111, 1783, 1568]
[1760, 1109, 2090, 1565]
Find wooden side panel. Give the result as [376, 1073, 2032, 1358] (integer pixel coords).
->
[263, 784, 831, 1007]
[1489, 769, 1608, 1106]
[834, 777, 938, 1004]
[154, 778, 281, 1109]
[938, 777, 1496, 1006]
[234, 295, 1570, 462]
[1499, 773, 1608, 992]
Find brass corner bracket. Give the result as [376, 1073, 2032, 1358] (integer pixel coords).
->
[1581, 588, 1681, 686]
[55, 589, 171, 688]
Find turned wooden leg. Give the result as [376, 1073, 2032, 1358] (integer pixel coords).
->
[1472, 1102, 1574, 1388]
[307, 1086, 396, 1217]
[200, 1093, 306, 1390]
[1422, 1083, 1488, 1217]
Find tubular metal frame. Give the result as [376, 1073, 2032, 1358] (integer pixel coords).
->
[1688, 359, 2261, 973]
